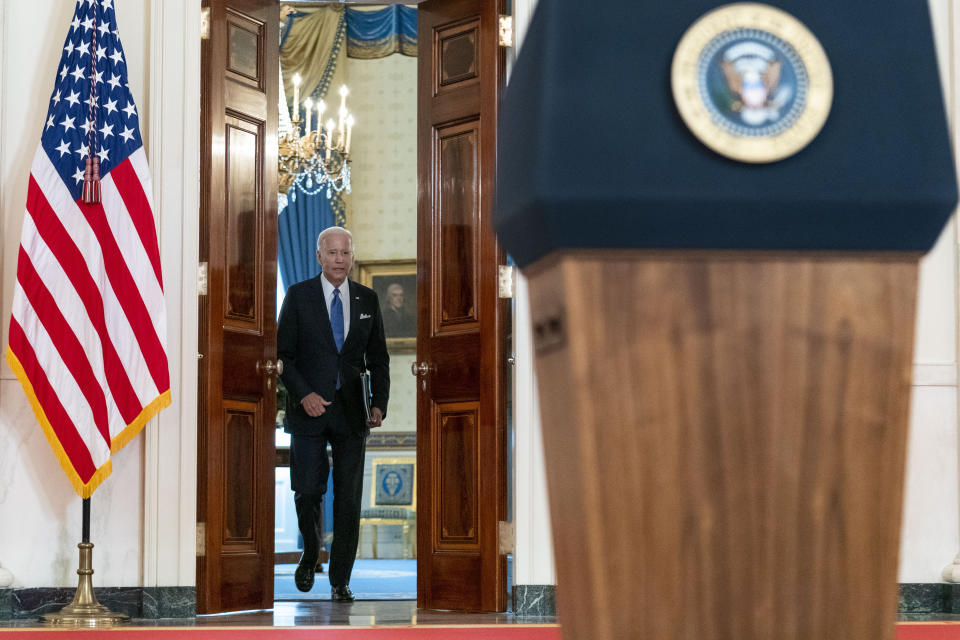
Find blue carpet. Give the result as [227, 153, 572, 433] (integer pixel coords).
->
[275, 559, 416, 600]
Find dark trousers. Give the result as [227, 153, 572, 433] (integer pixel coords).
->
[290, 393, 367, 588]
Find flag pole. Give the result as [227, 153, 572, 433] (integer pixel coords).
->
[41, 497, 130, 626]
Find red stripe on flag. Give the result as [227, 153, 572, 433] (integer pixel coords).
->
[27, 176, 145, 424]
[109, 159, 163, 289]
[76, 200, 170, 393]
[8, 320, 98, 482]
[16, 247, 111, 445]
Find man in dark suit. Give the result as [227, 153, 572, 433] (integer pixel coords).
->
[277, 226, 390, 602]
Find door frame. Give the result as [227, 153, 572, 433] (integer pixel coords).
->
[141, 0, 203, 589]
[139, 0, 525, 601]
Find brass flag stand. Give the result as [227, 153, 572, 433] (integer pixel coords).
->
[42, 498, 129, 626]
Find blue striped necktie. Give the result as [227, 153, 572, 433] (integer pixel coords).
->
[331, 288, 344, 351]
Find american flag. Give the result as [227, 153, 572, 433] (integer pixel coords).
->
[5, 0, 171, 498]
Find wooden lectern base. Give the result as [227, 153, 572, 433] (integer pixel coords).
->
[525, 252, 919, 640]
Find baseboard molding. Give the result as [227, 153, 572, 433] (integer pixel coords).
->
[899, 583, 960, 614]
[0, 586, 195, 620]
[512, 585, 556, 616]
[2, 583, 942, 619]
[366, 431, 416, 450]
[508, 584, 954, 618]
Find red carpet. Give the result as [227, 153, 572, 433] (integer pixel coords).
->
[3, 623, 960, 638]
[899, 623, 960, 639]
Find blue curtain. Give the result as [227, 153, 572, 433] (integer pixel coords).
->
[345, 6, 417, 59]
[278, 186, 338, 291]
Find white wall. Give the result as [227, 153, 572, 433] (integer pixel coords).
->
[902, 0, 960, 583]
[0, 0, 148, 588]
[0, 0, 199, 588]
[510, 0, 556, 587]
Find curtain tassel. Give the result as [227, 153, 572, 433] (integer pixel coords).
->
[82, 157, 101, 204]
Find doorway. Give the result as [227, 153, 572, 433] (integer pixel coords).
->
[272, 3, 420, 601]
[197, 0, 509, 614]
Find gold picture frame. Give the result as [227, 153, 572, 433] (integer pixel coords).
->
[356, 260, 417, 353]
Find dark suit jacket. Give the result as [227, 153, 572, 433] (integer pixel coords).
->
[277, 274, 390, 436]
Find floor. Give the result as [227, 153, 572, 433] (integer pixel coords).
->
[196, 601, 553, 627]
[0, 601, 555, 629]
[5, 600, 960, 638]
[275, 560, 416, 600]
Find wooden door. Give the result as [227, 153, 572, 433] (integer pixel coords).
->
[416, 0, 508, 612]
[197, 0, 279, 614]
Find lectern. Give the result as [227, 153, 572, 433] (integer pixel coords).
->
[495, 2, 957, 639]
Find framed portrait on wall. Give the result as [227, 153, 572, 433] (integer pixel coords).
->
[356, 260, 417, 353]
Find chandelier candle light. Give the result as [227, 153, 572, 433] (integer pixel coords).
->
[279, 74, 353, 200]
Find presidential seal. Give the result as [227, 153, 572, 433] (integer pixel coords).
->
[671, 3, 833, 163]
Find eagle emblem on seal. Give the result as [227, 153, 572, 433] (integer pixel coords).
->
[719, 43, 788, 126]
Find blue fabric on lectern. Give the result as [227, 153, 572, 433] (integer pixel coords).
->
[278, 186, 335, 291]
[495, 0, 958, 267]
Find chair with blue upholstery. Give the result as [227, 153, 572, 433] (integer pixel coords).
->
[359, 457, 416, 559]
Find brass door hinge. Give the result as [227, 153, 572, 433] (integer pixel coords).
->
[200, 8, 211, 40]
[498, 15, 513, 47]
[498, 265, 514, 299]
[498, 520, 515, 555]
[197, 521, 206, 557]
[198, 262, 208, 296]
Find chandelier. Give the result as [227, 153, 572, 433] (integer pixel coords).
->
[279, 74, 354, 201]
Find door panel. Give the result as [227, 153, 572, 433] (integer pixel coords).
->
[437, 404, 479, 543]
[198, 0, 279, 614]
[438, 123, 481, 327]
[417, 0, 507, 612]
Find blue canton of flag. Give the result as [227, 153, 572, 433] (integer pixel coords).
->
[43, 0, 142, 200]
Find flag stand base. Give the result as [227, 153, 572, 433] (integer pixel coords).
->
[41, 542, 129, 627]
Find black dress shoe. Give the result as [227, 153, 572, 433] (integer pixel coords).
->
[331, 585, 355, 602]
[294, 562, 316, 592]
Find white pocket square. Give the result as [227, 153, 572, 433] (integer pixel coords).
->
[360, 313, 371, 320]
